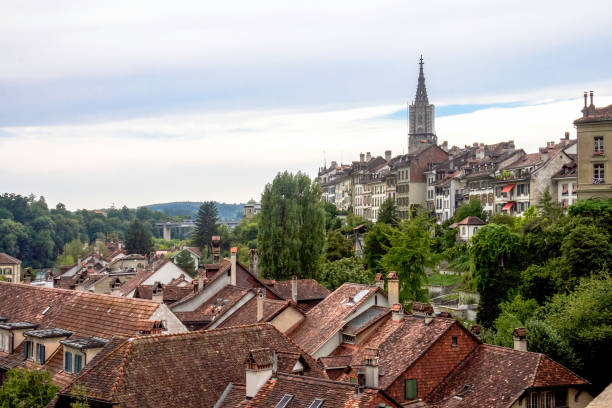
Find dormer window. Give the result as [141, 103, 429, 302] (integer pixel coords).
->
[64, 351, 83, 374]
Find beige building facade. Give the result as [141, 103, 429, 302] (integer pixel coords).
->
[0, 254, 21, 283]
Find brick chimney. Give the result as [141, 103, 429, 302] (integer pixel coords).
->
[387, 271, 399, 306]
[360, 152, 365, 162]
[212, 236, 221, 264]
[391, 303, 404, 322]
[374, 273, 384, 290]
[385, 150, 392, 162]
[245, 348, 275, 400]
[366, 152, 371, 161]
[362, 347, 379, 388]
[291, 276, 298, 303]
[230, 247, 237, 286]
[513, 327, 527, 352]
[257, 288, 265, 321]
[249, 249, 259, 278]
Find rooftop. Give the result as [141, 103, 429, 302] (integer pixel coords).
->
[0, 253, 21, 265]
[24, 328, 73, 338]
[60, 336, 109, 350]
[574, 103, 612, 124]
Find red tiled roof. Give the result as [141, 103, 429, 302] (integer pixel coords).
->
[218, 296, 297, 328]
[289, 283, 384, 355]
[0, 281, 163, 338]
[574, 104, 612, 124]
[267, 279, 331, 301]
[427, 344, 589, 408]
[59, 324, 325, 407]
[173, 285, 249, 324]
[242, 373, 401, 408]
[0, 253, 21, 264]
[457, 216, 486, 226]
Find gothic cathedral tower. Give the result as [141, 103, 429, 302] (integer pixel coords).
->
[408, 56, 437, 153]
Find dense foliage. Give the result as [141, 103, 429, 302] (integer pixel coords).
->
[0, 368, 58, 408]
[191, 201, 219, 250]
[125, 219, 154, 255]
[0, 193, 176, 268]
[174, 249, 197, 276]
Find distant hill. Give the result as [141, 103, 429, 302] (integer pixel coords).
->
[144, 201, 244, 221]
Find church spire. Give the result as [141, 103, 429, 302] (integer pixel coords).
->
[415, 55, 429, 104]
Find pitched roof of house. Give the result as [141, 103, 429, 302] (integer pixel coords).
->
[426, 344, 589, 408]
[0, 281, 163, 338]
[241, 373, 401, 408]
[172, 285, 250, 324]
[0, 253, 21, 264]
[217, 296, 298, 328]
[574, 104, 612, 124]
[59, 324, 325, 407]
[266, 279, 331, 301]
[457, 216, 486, 226]
[289, 283, 384, 355]
[184, 247, 202, 257]
[134, 284, 194, 303]
[119, 258, 178, 296]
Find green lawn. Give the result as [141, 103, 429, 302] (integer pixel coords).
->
[427, 272, 461, 286]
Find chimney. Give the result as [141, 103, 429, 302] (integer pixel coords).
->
[539, 147, 548, 162]
[257, 288, 265, 321]
[391, 303, 404, 322]
[362, 348, 379, 388]
[583, 91, 588, 108]
[212, 236, 221, 264]
[385, 150, 392, 162]
[366, 152, 371, 161]
[331, 161, 337, 169]
[291, 276, 298, 303]
[249, 249, 259, 278]
[198, 269, 205, 292]
[152, 282, 164, 303]
[387, 271, 399, 306]
[513, 327, 527, 352]
[360, 152, 365, 162]
[374, 273, 384, 290]
[590, 90, 594, 106]
[230, 247, 237, 286]
[245, 348, 275, 400]
[470, 325, 481, 340]
[565, 131, 570, 140]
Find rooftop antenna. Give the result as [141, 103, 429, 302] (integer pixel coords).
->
[323, 150, 326, 169]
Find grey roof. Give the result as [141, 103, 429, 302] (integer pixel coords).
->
[24, 328, 73, 338]
[60, 336, 109, 350]
[0, 322, 38, 330]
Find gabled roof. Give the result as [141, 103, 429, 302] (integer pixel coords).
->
[574, 103, 612, 124]
[242, 373, 401, 407]
[0, 281, 164, 338]
[426, 344, 589, 408]
[217, 296, 299, 328]
[172, 285, 250, 324]
[184, 247, 202, 257]
[59, 324, 325, 407]
[289, 283, 385, 355]
[457, 216, 486, 226]
[0, 253, 21, 265]
[267, 279, 331, 302]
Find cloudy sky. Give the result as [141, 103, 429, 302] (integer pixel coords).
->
[1, 1, 611, 209]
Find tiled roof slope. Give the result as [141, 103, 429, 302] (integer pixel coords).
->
[0, 282, 161, 338]
[574, 104, 612, 123]
[268, 279, 331, 301]
[217, 297, 295, 328]
[457, 216, 486, 226]
[289, 283, 382, 354]
[135, 283, 194, 302]
[0, 253, 21, 264]
[241, 373, 401, 408]
[60, 324, 325, 407]
[426, 344, 588, 408]
[173, 285, 249, 324]
[119, 259, 171, 295]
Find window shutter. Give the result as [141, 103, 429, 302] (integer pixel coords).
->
[65, 352, 72, 373]
[75, 354, 83, 373]
[405, 379, 417, 399]
[23, 341, 29, 358]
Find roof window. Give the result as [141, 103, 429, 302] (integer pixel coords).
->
[275, 394, 294, 408]
[308, 398, 325, 408]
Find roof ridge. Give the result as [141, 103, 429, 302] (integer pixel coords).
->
[111, 340, 135, 401]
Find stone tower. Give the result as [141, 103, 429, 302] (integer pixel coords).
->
[408, 56, 437, 153]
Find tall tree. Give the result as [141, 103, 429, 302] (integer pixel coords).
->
[125, 219, 154, 255]
[382, 215, 433, 302]
[0, 368, 59, 408]
[191, 201, 218, 249]
[363, 222, 394, 274]
[174, 249, 196, 276]
[377, 197, 398, 226]
[258, 171, 325, 279]
[324, 230, 353, 262]
[452, 197, 487, 223]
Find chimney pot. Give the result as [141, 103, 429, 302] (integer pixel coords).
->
[366, 152, 371, 161]
[385, 150, 392, 162]
[360, 153, 365, 162]
[391, 303, 404, 322]
[565, 131, 570, 140]
[513, 327, 528, 352]
[230, 248, 237, 286]
[291, 276, 298, 303]
[362, 348, 379, 388]
[245, 349, 275, 399]
[584, 91, 588, 107]
[257, 289, 265, 321]
[386, 271, 399, 307]
[590, 90, 594, 106]
[374, 273, 384, 289]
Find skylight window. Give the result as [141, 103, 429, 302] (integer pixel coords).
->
[352, 289, 369, 304]
[275, 394, 294, 408]
[308, 398, 325, 408]
[41, 306, 50, 315]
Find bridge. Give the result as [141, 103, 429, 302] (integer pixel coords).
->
[155, 220, 241, 240]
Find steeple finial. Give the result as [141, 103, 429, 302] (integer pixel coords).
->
[415, 55, 428, 104]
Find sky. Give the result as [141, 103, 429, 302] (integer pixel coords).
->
[1, 0, 611, 209]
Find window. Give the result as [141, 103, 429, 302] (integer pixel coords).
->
[36, 343, 46, 364]
[23, 340, 33, 360]
[405, 379, 418, 400]
[594, 136, 604, 154]
[64, 351, 73, 373]
[275, 394, 294, 408]
[74, 354, 83, 373]
[452, 336, 458, 347]
[593, 163, 605, 183]
[308, 399, 325, 408]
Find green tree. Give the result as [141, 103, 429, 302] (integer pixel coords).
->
[125, 219, 154, 255]
[258, 171, 325, 280]
[316, 257, 373, 290]
[323, 202, 342, 231]
[363, 222, 394, 274]
[0, 368, 59, 408]
[191, 202, 218, 249]
[489, 293, 539, 347]
[452, 197, 487, 223]
[70, 384, 90, 408]
[560, 224, 611, 280]
[174, 249, 196, 276]
[487, 213, 516, 228]
[324, 230, 353, 262]
[469, 224, 523, 327]
[377, 197, 398, 226]
[382, 215, 433, 302]
[526, 319, 581, 374]
[519, 259, 565, 304]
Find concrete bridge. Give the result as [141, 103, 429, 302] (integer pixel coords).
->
[156, 220, 241, 240]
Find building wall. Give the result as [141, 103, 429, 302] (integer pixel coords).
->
[0, 263, 20, 283]
[385, 323, 479, 402]
[270, 307, 305, 334]
[511, 387, 593, 408]
[150, 303, 189, 333]
[140, 262, 193, 289]
[576, 121, 612, 199]
[554, 177, 578, 208]
[531, 152, 573, 206]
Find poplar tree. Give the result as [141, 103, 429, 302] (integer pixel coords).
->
[191, 201, 218, 249]
[258, 171, 325, 280]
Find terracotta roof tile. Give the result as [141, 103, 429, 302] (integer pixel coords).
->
[218, 296, 296, 328]
[267, 279, 331, 301]
[574, 104, 612, 123]
[173, 285, 249, 325]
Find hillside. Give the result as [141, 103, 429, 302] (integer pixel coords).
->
[144, 201, 244, 221]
